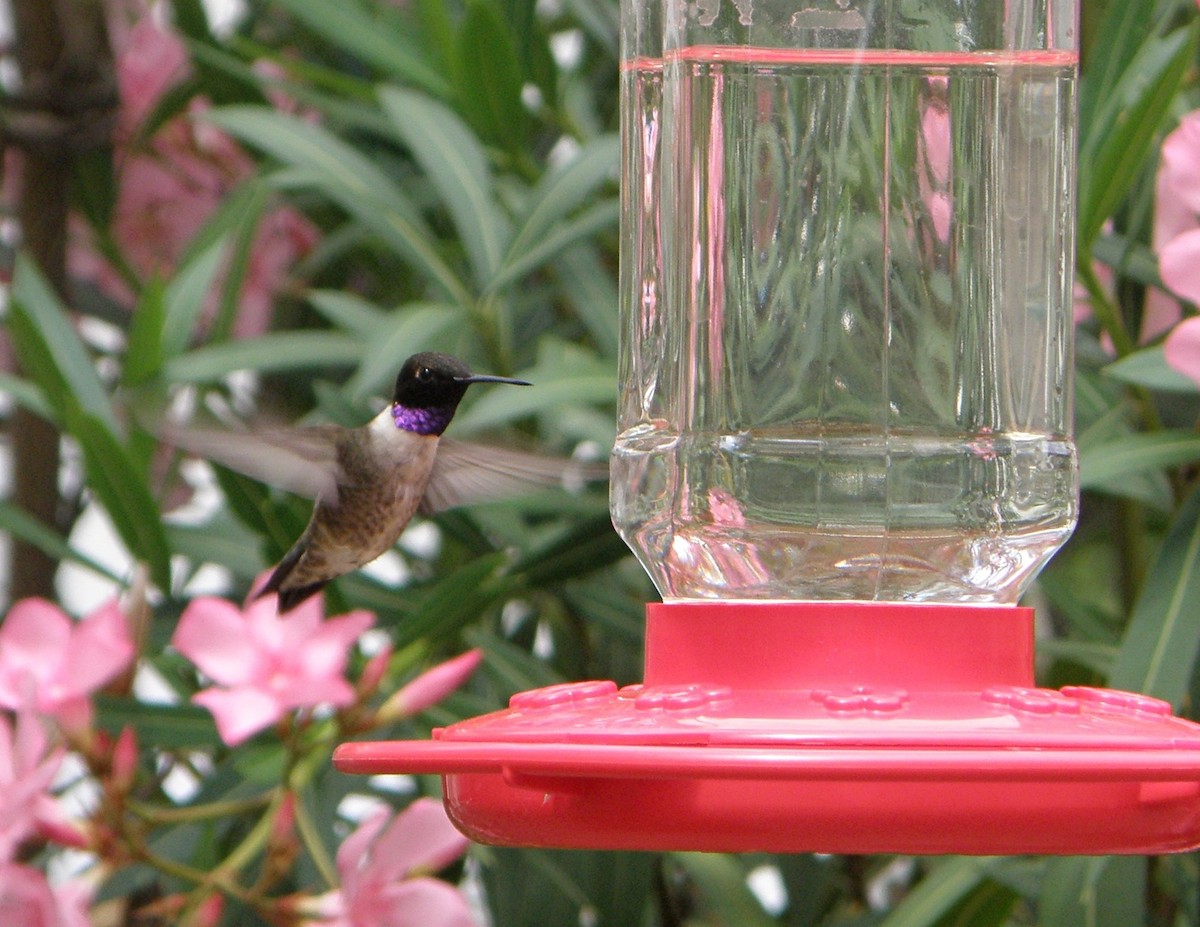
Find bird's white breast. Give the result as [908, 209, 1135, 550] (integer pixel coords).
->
[366, 406, 438, 485]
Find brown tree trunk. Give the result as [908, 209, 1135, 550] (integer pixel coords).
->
[6, 0, 115, 601]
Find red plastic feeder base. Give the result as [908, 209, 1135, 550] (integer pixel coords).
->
[334, 602, 1200, 854]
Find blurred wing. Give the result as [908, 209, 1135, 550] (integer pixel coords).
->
[420, 439, 609, 514]
[165, 423, 344, 502]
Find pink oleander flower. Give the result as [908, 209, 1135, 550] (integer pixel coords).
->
[114, 15, 190, 134]
[1157, 110, 1200, 304]
[0, 706, 84, 861]
[1160, 228, 1200, 307]
[172, 589, 373, 746]
[377, 650, 483, 723]
[311, 798, 474, 927]
[0, 864, 91, 927]
[1164, 316, 1200, 387]
[68, 10, 319, 338]
[1151, 110, 1200, 345]
[1152, 109, 1200, 385]
[0, 599, 134, 731]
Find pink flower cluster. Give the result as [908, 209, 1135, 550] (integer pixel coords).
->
[1155, 110, 1200, 384]
[69, 11, 318, 337]
[0, 582, 482, 924]
[171, 582, 481, 924]
[172, 575, 483, 747]
[0, 598, 133, 925]
[309, 799, 475, 927]
[0, 599, 134, 732]
[172, 588, 374, 746]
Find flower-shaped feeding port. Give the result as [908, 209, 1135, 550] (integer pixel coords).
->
[334, 0, 1200, 854]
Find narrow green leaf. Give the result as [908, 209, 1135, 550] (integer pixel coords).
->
[454, 373, 614, 431]
[554, 244, 621, 357]
[487, 200, 620, 295]
[1078, 0, 1159, 132]
[562, 0, 619, 58]
[880, 858, 1000, 927]
[934, 880, 1019, 927]
[208, 106, 470, 305]
[204, 108, 408, 216]
[307, 290, 388, 338]
[163, 332, 362, 383]
[453, 0, 529, 155]
[1078, 26, 1195, 247]
[1074, 400, 1176, 508]
[507, 135, 619, 261]
[1037, 639, 1117, 677]
[177, 179, 263, 265]
[123, 279, 168, 387]
[377, 86, 511, 288]
[513, 516, 628, 588]
[1091, 233, 1164, 291]
[1104, 347, 1199, 393]
[269, 0, 449, 97]
[479, 847, 653, 927]
[453, 342, 615, 433]
[209, 467, 307, 559]
[346, 303, 464, 402]
[1080, 430, 1200, 487]
[0, 500, 124, 584]
[160, 235, 230, 357]
[65, 407, 172, 590]
[311, 380, 375, 427]
[71, 147, 117, 231]
[9, 254, 119, 432]
[0, 372, 52, 419]
[465, 627, 564, 691]
[1040, 857, 1146, 927]
[195, 183, 273, 345]
[668, 853, 777, 927]
[1110, 483, 1200, 704]
[166, 520, 264, 583]
[94, 695, 220, 749]
[393, 553, 512, 647]
[414, 0, 457, 72]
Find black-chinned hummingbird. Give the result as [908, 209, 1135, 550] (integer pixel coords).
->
[170, 352, 592, 612]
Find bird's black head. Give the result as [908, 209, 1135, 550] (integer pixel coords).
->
[391, 352, 530, 435]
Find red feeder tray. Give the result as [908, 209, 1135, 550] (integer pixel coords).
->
[334, 602, 1200, 854]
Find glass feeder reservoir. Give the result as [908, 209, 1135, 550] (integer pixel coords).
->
[611, 0, 1079, 605]
[335, 0, 1200, 853]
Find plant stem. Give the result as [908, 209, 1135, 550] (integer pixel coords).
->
[214, 789, 287, 880]
[127, 794, 273, 825]
[1078, 258, 1135, 357]
[294, 793, 340, 889]
[135, 844, 256, 906]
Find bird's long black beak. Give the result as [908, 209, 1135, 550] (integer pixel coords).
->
[456, 374, 533, 386]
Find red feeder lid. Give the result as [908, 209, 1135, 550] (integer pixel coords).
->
[334, 602, 1200, 854]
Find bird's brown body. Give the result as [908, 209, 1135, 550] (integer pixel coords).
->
[260, 410, 438, 611]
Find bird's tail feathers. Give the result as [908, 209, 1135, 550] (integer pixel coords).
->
[256, 541, 326, 614]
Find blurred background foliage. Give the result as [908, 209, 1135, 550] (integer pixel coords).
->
[1, 0, 1200, 922]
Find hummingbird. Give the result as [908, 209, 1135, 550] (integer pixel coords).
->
[169, 352, 593, 612]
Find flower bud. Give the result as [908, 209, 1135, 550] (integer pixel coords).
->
[376, 649, 483, 724]
[357, 642, 394, 698]
[111, 725, 138, 793]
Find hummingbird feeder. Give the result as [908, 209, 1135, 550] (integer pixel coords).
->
[334, 0, 1200, 853]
